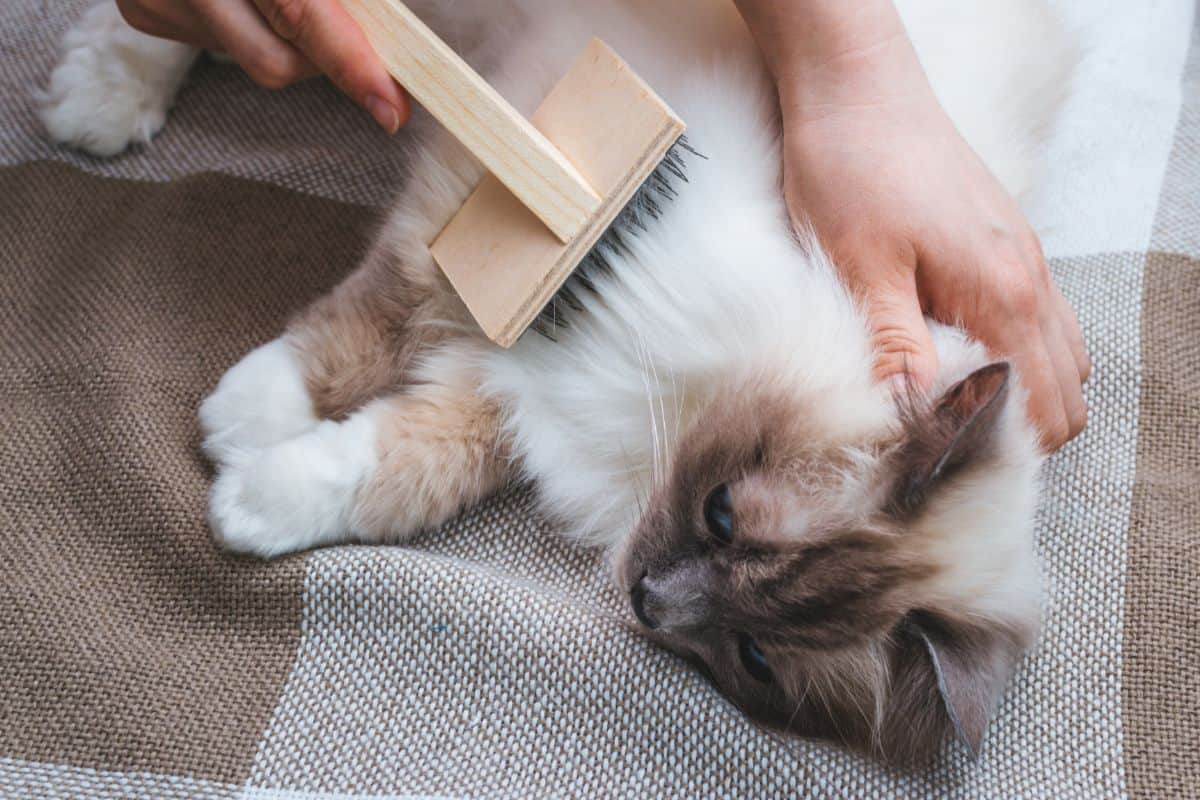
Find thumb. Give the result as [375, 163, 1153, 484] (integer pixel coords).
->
[861, 269, 938, 394]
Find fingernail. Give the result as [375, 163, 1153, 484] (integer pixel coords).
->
[365, 94, 400, 134]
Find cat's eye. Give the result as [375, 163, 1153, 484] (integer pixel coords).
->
[703, 483, 734, 543]
[737, 633, 773, 683]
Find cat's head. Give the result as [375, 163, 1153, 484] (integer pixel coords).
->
[616, 361, 1043, 764]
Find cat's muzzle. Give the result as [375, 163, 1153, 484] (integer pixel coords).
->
[628, 563, 711, 633]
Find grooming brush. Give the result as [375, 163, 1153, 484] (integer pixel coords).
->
[342, 0, 692, 346]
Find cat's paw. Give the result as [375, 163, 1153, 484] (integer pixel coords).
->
[39, 4, 197, 157]
[200, 338, 319, 467]
[208, 416, 378, 558]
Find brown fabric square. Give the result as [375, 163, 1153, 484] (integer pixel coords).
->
[1123, 251, 1200, 800]
[0, 162, 374, 782]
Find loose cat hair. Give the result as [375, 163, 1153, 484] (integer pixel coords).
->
[43, 0, 1075, 764]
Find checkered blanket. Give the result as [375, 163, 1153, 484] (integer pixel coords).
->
[2, 2, 1196, 797]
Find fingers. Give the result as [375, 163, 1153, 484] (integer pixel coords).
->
[969, 246, 1087, 451]
[191, 0, 316, 89]
[1043, 274, 1089, 445]
[1042, 312, 1088, 446]
[857, 261, 939, 394]
[122, 1, 406, 132]
[1027, 249, 1087, 447]
[1051, 282, 1091, 383]
[250, 0, 409, 131]
[981, 302, 1070, 451]
[115, 0, 220, 48]
[1022, 341, 1074, 452]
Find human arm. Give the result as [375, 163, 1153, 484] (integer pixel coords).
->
[734, 0, 1089, 449]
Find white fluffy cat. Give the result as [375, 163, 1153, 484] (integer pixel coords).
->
[42, 0, 1075, 762]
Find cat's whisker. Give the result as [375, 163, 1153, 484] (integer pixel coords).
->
[632, 332, 663, 488]
[811, 670, 851, 747]
[640, 331, 672, 483]
[668, 362, 683, 449]
[616, 442, 649, 536]
[839, 669, 877, 744]
[633, 335, 656, 484]
[784, 675, 813, 736]
[577, 495, 621, 541]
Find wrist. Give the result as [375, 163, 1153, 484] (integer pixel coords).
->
[736, 0, 904, 72]
[736, 0, 929, 114]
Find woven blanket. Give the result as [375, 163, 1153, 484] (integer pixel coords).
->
[2, 2, 1197, 798]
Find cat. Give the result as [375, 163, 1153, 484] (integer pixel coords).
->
[41, 0, 1076, 764]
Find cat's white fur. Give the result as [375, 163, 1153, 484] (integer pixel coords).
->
[198, 339, 319, 464]
[209, 411, 380, 557]
[44, 1, 1071, 629]
[39, 3, 198, 156]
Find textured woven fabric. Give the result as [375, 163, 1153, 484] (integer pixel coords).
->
[1, 2, 1197, 799]
[0, 1, 417, 208]
[1122, 20, 1200, 799]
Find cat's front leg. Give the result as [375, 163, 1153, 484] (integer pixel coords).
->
[199, 337, 319, 466]
[39, 3, 198, 156]
[209, 355, 509, 557]
[208, 408, 378, 558]
[199, 230, 442, 467]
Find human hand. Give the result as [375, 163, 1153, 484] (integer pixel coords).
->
[737, 0, 1089, 450]
[115, 0, 409, 132]
[781, 54, 1088, 450]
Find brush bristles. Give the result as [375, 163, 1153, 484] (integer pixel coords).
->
[530, 135, 705, 341]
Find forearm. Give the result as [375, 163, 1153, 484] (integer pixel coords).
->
[733, 0, 928, 114]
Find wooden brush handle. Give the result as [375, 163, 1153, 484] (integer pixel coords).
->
[341, 0, 599, 243]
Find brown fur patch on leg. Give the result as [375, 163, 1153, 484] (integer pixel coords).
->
[352, 381, 509, 541]
[287, 237, 471, 421]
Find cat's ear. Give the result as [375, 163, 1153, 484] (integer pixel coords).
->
[884, 615, 1023, 762]
[889, 362, 1011, 517]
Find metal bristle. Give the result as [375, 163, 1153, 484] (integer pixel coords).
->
[557, 285, 584, 312]
[673, 137, 707, 160]
[574, 272, 598, 295]
[641, 194, 664, 220]
[531, 135, 704, 341]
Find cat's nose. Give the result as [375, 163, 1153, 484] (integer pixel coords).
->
[630, 577, 658, 629]
[631, 565, 711, 632]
